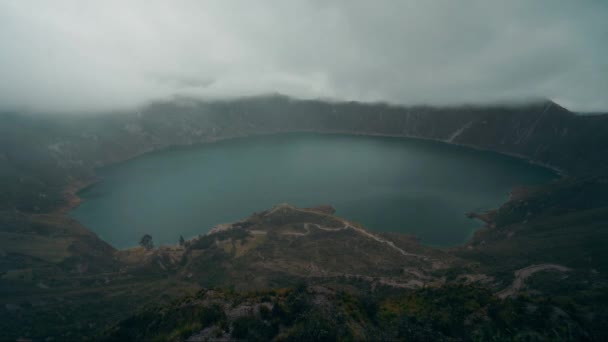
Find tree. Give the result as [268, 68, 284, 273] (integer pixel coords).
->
[139, 234, 154, 250]
[179, 235, 185, 246]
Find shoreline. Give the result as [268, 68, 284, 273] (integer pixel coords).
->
[58, 129, 566, 251]
[306, 129, 567, 177]
[55, 177, 101, 215]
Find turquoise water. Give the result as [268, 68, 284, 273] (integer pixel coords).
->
[70, 133, 556, 248]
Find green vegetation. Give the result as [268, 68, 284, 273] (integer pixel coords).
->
[139, 234, 154, 250]
[105, 283, 607, 341]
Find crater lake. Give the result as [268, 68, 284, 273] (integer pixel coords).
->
[70, 133, 556, 248]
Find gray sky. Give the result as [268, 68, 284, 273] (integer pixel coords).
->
[1, 0, 607, 113]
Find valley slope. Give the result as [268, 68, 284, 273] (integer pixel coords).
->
[1, 96, 608, 340]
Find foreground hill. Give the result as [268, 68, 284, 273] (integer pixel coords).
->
[1, 194, 607, 340]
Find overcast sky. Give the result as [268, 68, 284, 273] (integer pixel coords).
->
[1, 1, 606, 113]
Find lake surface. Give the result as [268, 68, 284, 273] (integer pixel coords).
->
[71, 133, 556, 248]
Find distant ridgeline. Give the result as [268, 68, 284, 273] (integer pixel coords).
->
[1, 94, 607, 213]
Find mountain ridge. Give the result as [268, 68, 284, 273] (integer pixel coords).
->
[3, 95, 606, 213]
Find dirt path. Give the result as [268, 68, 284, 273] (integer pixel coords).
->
[273, 205, 428, 259]
[287, 221, 427, 259]
[336, 221, 426, 259]
[294, 264, 427, 290]
[498, 263, 571, 298]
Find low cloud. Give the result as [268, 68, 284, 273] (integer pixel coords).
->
[0, 0, 606, 113]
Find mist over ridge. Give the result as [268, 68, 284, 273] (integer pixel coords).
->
[1, 0, 607, 113]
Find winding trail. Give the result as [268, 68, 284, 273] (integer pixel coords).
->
[498, 263, 571, 298]
[285, 221, 427, 259]
[271, 204, 428, 259]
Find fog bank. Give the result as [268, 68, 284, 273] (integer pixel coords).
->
[1, 1, 606, 113]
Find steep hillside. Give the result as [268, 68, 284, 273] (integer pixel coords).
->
[2, 96, 607, 213]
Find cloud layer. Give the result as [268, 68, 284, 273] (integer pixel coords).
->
[1, 0, 606, 113]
